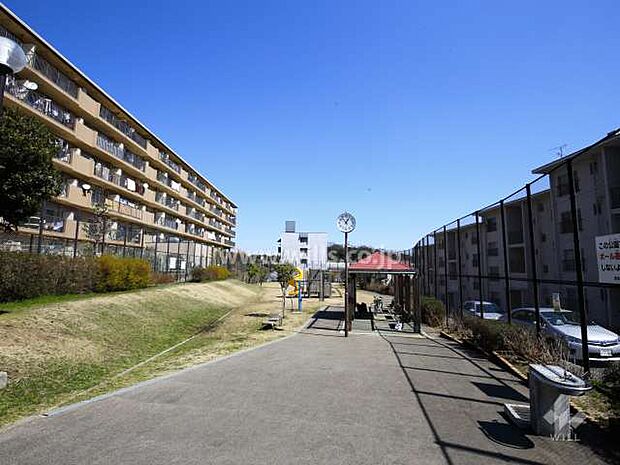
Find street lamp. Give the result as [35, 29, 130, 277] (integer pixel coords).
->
[0, 36, 27, 113]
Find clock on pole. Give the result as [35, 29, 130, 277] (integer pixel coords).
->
[337, 212, 356, 336]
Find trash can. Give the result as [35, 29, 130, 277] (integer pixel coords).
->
[528, 364, 591, 440]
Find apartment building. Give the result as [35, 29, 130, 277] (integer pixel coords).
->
[277, 221, 327, 270]
[533, 130, 620, 327]
[0, 5, 236, 266]
[421, 128, 620, 328]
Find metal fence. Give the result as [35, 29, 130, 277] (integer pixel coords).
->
[0, 230, 230, 282]
[410, 148, 620, 376]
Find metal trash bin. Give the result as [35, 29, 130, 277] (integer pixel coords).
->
[528, 364, 591, 439]
[505, 364, 591, 440]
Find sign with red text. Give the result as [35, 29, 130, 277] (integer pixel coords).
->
[596, 234, 620, 284]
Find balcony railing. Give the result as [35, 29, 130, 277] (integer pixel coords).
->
[155, 192, 180, 211]
[6, 76, 75, 128]
[29, 53, 79, 98]
[100, 105, 147, 148]
[55, 139, 72, 163]
[96, 133, 146, 171]
[188, 174, 206, 192]
[157, 215, 179, 230]
[105, 199, 143, 220]
[188, 191, 206, 207]
[224, 239, 235, 247]
[159, 151, 181, 174]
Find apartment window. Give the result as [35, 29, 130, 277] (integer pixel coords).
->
[472, 254, 479, 268]
[590, 161, 598, 175]
[556, 172, 580, 196]
[537, 202, 545, 212]
[559, 210, 583, 234]
[486, 217, 497, 232]
[562, 249, 576, 272]
[543, 264, 549, 274]
[488, 241, 498, 257]
[540, 233, 547, 243]
[488, 266, 500, 282]
[509, 247, 526, 274]
[593, 201, 602, 216]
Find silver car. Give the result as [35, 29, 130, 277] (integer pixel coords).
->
[502, 307, 620, 362]
[463, 300, 505, 320]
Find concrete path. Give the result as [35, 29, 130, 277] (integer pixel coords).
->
[0, 310, 606, 464]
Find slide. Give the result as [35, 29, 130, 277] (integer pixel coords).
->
[287, 267, 304, 296]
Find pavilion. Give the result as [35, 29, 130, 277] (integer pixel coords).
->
[346, 252, 420, 334]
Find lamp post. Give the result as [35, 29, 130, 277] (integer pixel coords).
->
[0, 36, 27, 114]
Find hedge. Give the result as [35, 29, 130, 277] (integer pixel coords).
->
[191, 265, 230, 282]
[96, 255, 151, 292]
[0, 252, 151, 303]
[421, 296, 446, 327]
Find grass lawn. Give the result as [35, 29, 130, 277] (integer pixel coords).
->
[0, 280, 343, 428]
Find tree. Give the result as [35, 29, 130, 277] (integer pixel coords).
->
[0, 108, 63, 231]
[83, 199, 109, 255]
[247, 262, 268, 285]
[273, 263, 298, 316]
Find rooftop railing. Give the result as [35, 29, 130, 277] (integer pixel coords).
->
[6, 76, 75, 128]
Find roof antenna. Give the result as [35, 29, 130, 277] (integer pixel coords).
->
[549, 144, 568, 159]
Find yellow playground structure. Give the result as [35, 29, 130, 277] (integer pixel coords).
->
[287, 267, 304, 296]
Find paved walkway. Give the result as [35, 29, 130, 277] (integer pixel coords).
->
[0, 310, 606, 464]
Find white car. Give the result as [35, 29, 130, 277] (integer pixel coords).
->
[503, 307, 620, 362]
[463, 300, 505, 320]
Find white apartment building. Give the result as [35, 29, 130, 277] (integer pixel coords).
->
[422, 128, 620, 328]
[277, 221, 327, 270]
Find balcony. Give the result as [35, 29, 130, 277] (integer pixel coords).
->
[156, 215, 179, 230]
[156, 172, 181, 192]
[94, 165, 144, 195]
[155, 192, 180, 211]
[188, 174, 206, 192]
[159, 151, 181, 174]
[28, 52, 79, 98]
[100, 105, 147, 149]
[55, 139, 73, 163]
[187, 191, 206, 207]
[105, 199, 143, 220]
[224, 239, 235, 247]
[6, 76, 75, 128]
[96, 133, 146, 171]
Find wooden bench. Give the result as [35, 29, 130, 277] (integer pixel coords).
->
[262, 313, 283, 330]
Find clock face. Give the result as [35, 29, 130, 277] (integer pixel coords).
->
[337, 212, 356, 233]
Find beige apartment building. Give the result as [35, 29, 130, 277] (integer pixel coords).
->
[0, 5, 236, 268]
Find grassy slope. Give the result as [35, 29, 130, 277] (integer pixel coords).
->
[0, 280, 261, 426]
[0, 281, 345, 428]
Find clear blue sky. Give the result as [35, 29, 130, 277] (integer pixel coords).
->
[8, 1, 620, 252]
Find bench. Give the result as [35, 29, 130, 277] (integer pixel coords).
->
[262, 313, 283, 330]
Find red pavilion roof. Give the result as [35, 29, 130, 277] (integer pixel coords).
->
[349, 252, 414, 273]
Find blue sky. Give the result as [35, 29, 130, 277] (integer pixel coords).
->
[8, 1, 620, 252]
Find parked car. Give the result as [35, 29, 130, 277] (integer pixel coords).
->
[500, 307, 620, 362]
[463, 300, 505, 320]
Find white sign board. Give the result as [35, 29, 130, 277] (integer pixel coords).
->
[596, 234, 620, 284]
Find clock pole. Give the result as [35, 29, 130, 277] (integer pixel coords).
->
[344, 230, 349, 337]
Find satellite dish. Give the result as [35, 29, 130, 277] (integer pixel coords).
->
[81, 183, 91, 192]
[19, 80, 38, 91]
[0, 37, 27, 74]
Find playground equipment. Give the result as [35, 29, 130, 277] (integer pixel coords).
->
[287, 267, 304, 296]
